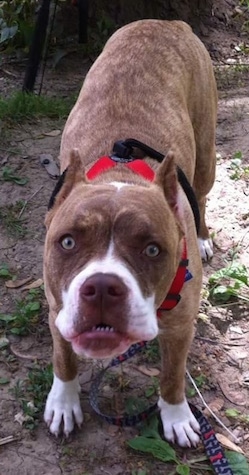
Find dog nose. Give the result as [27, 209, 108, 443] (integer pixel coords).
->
[80, 273, 127, 303]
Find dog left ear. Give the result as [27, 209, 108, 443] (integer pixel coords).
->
[154, 151, 179, 212]
[45, 149, 86, 228]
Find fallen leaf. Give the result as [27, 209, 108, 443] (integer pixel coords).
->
[21, 278, 43, 291]
[229, 349, 248, 361]
[216, 433, 244, 454]
[43, 129, 61, 137]
[106, 425, 119, 436]
[14, 411, 32, 425]
[5, 277, 32, 289]
[203, 397, 224, 415]
[137, 365, 160, 377]
[219, 380, 247, 406]
[229, 325, 243, 335]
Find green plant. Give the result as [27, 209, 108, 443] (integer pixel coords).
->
[128, 415, 210, 474]
[0, 263, 14, 279]
[187, 374, 207, 398]
[131, 470, 147, 475]
[1, 166, 28, 185]
[229, 151, 249, 181]
[0, 289, 43, 335]
[226, 408, 249, 424]
[10, 364, 53, 430]
[240, 0, 249, 6]
[125, 396, 149, 416]
[26, 364, 53, 411]
[144, 376, 159, 398]
[128, 414, 249, 474]
[0, 201, 27, 238]
[0, 0, 36, 51]
[208, 262, 249, 304]
[88, 12, 116, 55]
[142, 339, 160, 363]
[0, 91, 76, 122]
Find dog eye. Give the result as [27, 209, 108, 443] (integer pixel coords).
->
[60, 235, 76, 250]
[143, 243, 160, 258]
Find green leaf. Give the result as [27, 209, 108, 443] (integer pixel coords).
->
[226, 451, 249, 475]
[233, 151, 243, 160]
[1, 167, 28, 186]
[225, 408, 241, 418]
[0, 314, 15, 323]
[29, 301, 40, 312]
[125, 396, 147, 414]
[0, 268, 10, 277]
[209, 264, 248, 286]
[140, 414, 161, 439]
[145, 386, 155, 398]
[10, 327, 23, 335]
[127, 436, 177, 463]
[176, 464, 190, 475]
[0, 377, 10, 385]
[211, 285, 235, 302]
[0, 26, 11, 43]
[8, 25, 18, 39]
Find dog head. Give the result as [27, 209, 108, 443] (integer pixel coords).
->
[44, 150, 184, 359]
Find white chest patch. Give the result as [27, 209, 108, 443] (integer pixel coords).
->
[110, 181, 132, 191]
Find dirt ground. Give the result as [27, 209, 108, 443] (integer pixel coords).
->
[1, 2, 249, 475]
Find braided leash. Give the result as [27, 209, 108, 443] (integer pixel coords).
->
[89, 342, 234, 475]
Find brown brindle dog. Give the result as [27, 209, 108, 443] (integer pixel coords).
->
[43, 20, 217, 447]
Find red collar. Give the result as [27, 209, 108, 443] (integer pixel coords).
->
[87, 156, 191, 314]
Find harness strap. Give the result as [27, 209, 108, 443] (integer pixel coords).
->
[86, 155, 155, 181]
[157, 239, 188, 315]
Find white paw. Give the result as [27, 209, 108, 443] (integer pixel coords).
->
[44, 374, 83, 436]
[158, 396, 200, 447]
[198, 237, 213, 261]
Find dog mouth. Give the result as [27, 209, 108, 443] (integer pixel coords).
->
[91, 324, 115, 333]
[70, 323, 132, 358]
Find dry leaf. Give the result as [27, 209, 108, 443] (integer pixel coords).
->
[21, 278, 43, 291]
[137, 365, 160, 377]
[203, 397, 224, 416]
[14, 411, 32, 426]
[229, 349, 248, 361]
[106, 425, 119, 436]
[219, 380, 247, 406]
[5, 277, 32, 289]
[216, 433, 244, 454]
[229, 325, 243, 335]
[43, 129, 61, 137]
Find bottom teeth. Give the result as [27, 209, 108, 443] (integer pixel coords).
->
[92, 325, 114, 332]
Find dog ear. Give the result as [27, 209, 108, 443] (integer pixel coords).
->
[154, 151, 179, 212]
[45, 148, 86, 228]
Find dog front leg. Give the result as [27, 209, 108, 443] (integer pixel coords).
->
[44, 315, 83, 436]
[158, 321, 200, 447]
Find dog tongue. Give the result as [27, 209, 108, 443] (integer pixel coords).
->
[71, 331, 131, 358]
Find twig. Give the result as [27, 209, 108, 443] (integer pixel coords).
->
[186, 369, 240, 443]
[0, 435, 18, 446]
[18, 185, 44, 218]
[195, 336, 219, 345]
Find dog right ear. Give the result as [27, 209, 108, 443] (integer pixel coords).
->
[45, 149, 86, 228]
[154, 151, 179, 212]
